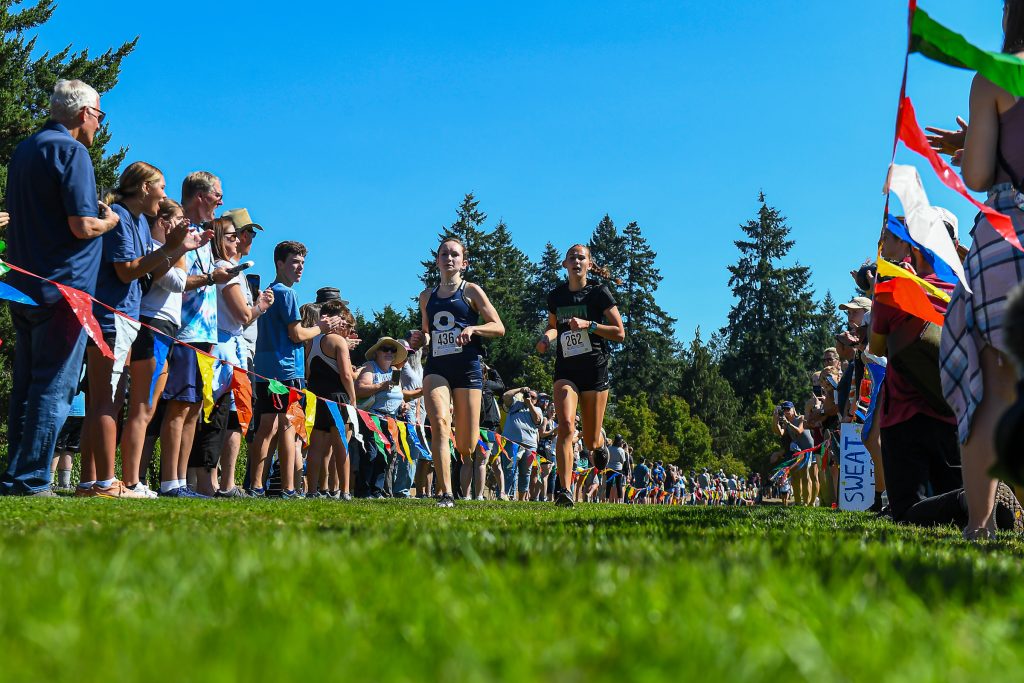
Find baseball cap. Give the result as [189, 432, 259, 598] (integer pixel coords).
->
[839, 296, 872, 312]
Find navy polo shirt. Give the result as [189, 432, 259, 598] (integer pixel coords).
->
[4, 121, 101, 305]
[93, 203, 153, 334]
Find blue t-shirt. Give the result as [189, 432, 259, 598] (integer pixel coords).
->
[177, 233, 217, 343]
[255, 282, 303, 381]
[4, 121, 101, 305]
[93, 203, 153, 333]
[634, 464, 651, 488]
[653, 465, 666, 483]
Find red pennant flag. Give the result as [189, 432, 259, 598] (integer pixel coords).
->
[55, 283, 112, 358]
[874, 278, 945, 326]
[897, 96, 1024, 253]
[230, 368, 253, 433]
[358, 410, 391, 452]
[285, 388, 307, 444]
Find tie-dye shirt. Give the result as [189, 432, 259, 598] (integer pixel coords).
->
[176, 225, 217, 344]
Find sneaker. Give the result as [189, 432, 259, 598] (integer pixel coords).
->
[307, 490, 327, 500]
[94, 481, 148, 499]
[214, 487, 250, 499]
[74, 486, 97, 498]
[328, 490, 341, 500]
[127, 483, 158, 499]
[246, 487, 267, 498]
[27, 488, 58, 498]
[159, 486, 188, 498]
[179, 487, 210, 499]
[554, 488, 574, 509]
[281, 489, 305, 500]
[436, 493, 455, 508]
[341, 492, 353, 501]
[994, 482, 1024, 532]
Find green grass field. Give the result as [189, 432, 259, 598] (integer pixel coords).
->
[0, 499, 1021, 682]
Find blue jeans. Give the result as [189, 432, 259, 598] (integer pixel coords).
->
[391, 456, 414, 498]
[2, 302, 87, 494]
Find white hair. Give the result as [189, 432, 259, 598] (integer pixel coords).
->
[49, 79, 100, 126]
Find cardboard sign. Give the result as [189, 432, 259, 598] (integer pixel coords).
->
[839, 423, 875, 511]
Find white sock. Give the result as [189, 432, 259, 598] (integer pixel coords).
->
[160, 481, 177, 493]
[57, 470, 72, 488]
[177, 479, 187, 489]
[97, 478, 116, 488]
[78, 480, 95, 489]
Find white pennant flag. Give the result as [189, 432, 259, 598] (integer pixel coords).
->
[342, 404, 365, 449]
[111, 314, 141, 401]
[888, 164, 971, 292]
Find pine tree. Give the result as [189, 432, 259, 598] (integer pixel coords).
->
[720, 193, 820, 404]
[678, 327, 742, 457]
[419, 193, 489, 290]
[586, 215, 628, 290]
[609, 220, 679, 398]
[0, 0, 137, 202]
[807, 291, 844, 362]
[528, 241, 563, 326]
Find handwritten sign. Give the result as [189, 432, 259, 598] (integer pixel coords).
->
[839, 423, 874, 512]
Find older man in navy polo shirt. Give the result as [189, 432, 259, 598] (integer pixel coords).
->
[1, 79, 120, 495]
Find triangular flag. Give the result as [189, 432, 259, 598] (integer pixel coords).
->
[876, 254, 951, 302]
[196, 351, 217, 422]
[230, 368, 253, 433]
[0, 281, 37, 306]
[55, 283, 112, 358]
[342, 404, 365, 448]
[286, 388, 307, 444]
[386, 417, 405, 461]
[304, 389, 318, 436]
[397, 420, 414, 463]
[110, 313, 141, 401]
[887, 165, 969, 290]
[149, 334, 172, 406]
[327, 400, 346, 434]
[267, 379, 289, 395]
[874, 277, 945, 326]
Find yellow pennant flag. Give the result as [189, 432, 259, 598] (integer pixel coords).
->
[876, 254, 952, 303]
[196, 352, 217, 422]
[304, 390, 317, 436]
[397, 421, 413, 463]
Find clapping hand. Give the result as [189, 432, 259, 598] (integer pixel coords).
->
[925, 116, 967, 156]
[257, 288, 274, 312]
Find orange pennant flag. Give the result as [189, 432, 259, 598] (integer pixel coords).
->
[874, 277, 945, 326]
[231, 368, 253, 433]
[286, 388, 308, 444]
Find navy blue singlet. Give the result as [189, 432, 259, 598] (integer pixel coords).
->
[424, 282, 483, 389]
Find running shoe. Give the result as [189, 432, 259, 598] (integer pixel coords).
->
[436, 493, 455, 508]
[74, 485, 97, 498]
[179, 487, 210, 499]
[127, 483, 158, 499]
[94, 481, 149, 499]
[158, 486, 188, 498]
[341, 492, 353, 501]
[214, 487, 250, 499]
[246, 487, 267, 498]
[554, 488, 575, 509]
[994, 482, 1024, 533]
[281, 489, 305, 500]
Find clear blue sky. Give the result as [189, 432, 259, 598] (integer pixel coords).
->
[29, 0, 999, 342]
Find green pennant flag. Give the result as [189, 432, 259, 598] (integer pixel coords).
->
[911, 7, 1024, 96]
[370, 415, 389, 463]
[0, 261, 9, 276]
[267, 379, 289, 395]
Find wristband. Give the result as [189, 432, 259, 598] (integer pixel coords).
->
[588, 320, 598, 332]
[206, 272, 215, 286]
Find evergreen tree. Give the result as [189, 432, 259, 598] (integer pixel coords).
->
[807, 290, 844, 360]
[606, 222, 679, 397]
[720, 194, 820, 404]
[528, 241, 563, 326]
[586, 214, 628, 290]
[678, 327, 742, 457]
[0, 0, 137, 201]
[419, 193, 489, 290]
[351, 305, 419, 366]
[0, 1, 137, 436]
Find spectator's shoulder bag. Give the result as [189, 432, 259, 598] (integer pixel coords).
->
[886, 318, 954, 417]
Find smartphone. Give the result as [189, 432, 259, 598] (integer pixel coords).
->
[813, 386, 824, 398]
[391, 369, 401, 385]
[226, 260, 254, 276]
[245, 274, 261, 303]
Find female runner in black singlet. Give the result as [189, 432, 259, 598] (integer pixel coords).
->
[537, 244, 624, 508]
[410, 238, 505, 507]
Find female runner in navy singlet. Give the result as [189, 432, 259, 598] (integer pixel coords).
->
[409, 238, 505, 507]
[537, 244, 624, 508]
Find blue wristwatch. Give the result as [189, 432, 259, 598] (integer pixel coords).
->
[588, 320, 598, 332]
